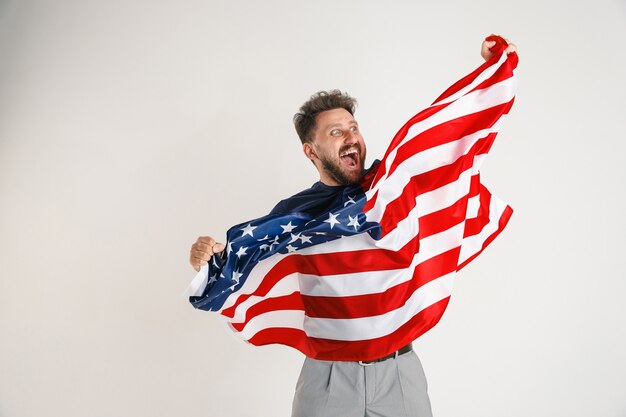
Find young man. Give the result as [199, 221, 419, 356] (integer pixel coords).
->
[189, 36, 517, 417]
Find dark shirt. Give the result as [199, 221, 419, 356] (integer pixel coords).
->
[269, 181, 347, 217]
[269, 161, 379, 218]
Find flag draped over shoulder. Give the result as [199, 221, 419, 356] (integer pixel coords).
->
[187, 48, 518, 361]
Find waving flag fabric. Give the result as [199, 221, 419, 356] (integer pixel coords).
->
[187, 47, 518, 361]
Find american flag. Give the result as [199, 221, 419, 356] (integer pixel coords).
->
[187, 47, 518, 361]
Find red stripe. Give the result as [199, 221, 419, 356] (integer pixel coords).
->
[246, 327, 313, 355]
[227, 292, 303, 330]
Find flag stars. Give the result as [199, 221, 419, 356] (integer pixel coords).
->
[344, 195, 356, 207]
[280, 221, 296, 234]
[289, 233, 301, 243]
[231, 270, 243, 284]
[240, 224, 257, 237]
[286, 244, 298, 253]
[299, 234, 312, 244]
[324, 212, 340, 229]
[235, 246, 248, 258]
[269, 235, 280, 249]
[347, 215, 360, 231]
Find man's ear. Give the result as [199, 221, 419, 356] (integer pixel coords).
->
[303, 142, 317, 161]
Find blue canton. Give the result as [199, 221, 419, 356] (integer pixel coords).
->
[190, 183, 382, 311]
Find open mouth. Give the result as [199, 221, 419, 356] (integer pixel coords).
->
[339, 148, 360, 168]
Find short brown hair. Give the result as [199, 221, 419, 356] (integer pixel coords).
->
[293, 90, 357, 144]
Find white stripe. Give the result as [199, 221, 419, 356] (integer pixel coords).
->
[466, 194, 481, 219]
[237, 309, 306, 340]
[472, 153, 487, 172]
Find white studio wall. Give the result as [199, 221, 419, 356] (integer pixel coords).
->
[1, 0, 625, 416]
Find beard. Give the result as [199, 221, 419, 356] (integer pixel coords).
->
[318, 145, 367, 186]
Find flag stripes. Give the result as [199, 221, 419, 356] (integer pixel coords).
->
[188, 47, 518, 361]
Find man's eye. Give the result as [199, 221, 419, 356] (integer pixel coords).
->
[330, 129, 342, 136]
[350, 126, 358, 132]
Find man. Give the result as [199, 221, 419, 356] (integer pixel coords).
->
[189, 36, 517, 417]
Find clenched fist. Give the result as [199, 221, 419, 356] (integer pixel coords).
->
[481, 34, 517, 61]
[189, 236, 225, 272]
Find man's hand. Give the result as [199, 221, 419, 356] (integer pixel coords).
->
[189, 236, 225, 272]
[481, 34, 517, 61]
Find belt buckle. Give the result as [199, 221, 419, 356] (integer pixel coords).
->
[358, 350, 398, 366]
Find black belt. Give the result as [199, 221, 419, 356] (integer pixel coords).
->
[357, 343, 413, 366]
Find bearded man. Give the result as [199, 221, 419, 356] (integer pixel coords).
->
[188, 36, 517, 417]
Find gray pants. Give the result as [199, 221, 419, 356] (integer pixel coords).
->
[292, 351, 433, 417]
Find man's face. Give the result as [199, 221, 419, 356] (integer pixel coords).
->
[306, 108, 367, 186]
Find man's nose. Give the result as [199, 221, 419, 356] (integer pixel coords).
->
[344, 130, 358, 144]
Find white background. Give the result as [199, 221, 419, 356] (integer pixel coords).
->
[1, 0, 625, 416]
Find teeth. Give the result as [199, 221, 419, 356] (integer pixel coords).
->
[340, 149, 358, 157]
